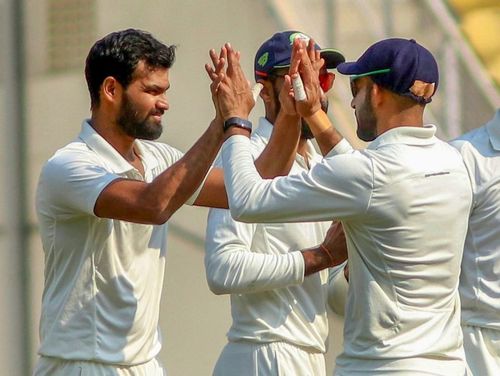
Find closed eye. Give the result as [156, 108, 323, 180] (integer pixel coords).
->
[145, 84, 169, 95]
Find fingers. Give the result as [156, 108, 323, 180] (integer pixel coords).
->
[292, 74, 307, 101]
[307, 38, 316, 62]
[206, 48, 227, 82]
[299, 46, 315, 84]
[218, 47, 228, 74]
[282, 75, 293, 95]
[225, 43, 236, 76]
[209, 48, 219, 68]
[205, 63, 215, 80]
[278, 74, 298, 116]
[289, 39, 302, 76]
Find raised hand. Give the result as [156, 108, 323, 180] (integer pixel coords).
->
[288, 38, 324, 118]
[205, 47, 227, 121]
[278, 75, 298, 116]
[216, 43, 255, 120]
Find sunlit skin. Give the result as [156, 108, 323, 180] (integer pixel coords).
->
[267, 68, 330, 140]
[117, 62, 170, 141]
[89, 60, 171, 176]
[350, 77, 378, 142]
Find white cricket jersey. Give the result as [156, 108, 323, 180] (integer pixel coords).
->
[205, 118, 345, 353]
[35, 120, 196, 365]
[451, 109, 500, 330]
[222, 124, 472, 375]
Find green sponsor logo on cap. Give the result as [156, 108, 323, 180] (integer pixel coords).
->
[257, 52, 269, 67]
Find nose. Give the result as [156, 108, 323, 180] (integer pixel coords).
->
[350, 98, 355, 109]
[157, 95, 169, 111]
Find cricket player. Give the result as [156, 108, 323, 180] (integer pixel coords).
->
[216, 38, 472, 375]
[34, 28, 273, 376]
[205, 31, 348, 376]
[451, 109, 500, 376]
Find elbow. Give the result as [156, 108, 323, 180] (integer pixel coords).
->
[150, 211, 172, 225]
[205, 261, 234, 295]
[206, 276, 231, 295]
[141, 198, 175, 225]
[228, 200, 254, 223]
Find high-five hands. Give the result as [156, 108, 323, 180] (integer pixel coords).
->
[205, 43, 255, 122]
[205, 47, 227, 122]
[277, 38, 324, 118]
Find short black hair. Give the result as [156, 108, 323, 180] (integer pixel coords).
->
[85, 28, 176, 107]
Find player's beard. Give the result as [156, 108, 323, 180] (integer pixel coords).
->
[355, 87, 377, 142]
[117, 93, 164, 140]
[273, 90, 329, 140]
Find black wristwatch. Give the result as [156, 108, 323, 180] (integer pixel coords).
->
[223, 117, 252, 133]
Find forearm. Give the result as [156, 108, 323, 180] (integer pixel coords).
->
[254, 113, 301, 178]
[144, 118, 224, 221]
[301, 244, 344, 276]
[206, 248, 304, 294]
[305, 110, 344, 156]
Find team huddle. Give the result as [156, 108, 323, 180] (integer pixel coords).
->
[34, 28, 499, 376]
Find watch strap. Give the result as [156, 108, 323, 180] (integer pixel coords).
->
[223, 117, 252, 132]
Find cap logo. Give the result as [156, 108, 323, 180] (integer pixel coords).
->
[289, 32, 310, 45]
[257, 52, 269, 67]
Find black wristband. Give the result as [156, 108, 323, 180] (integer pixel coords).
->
[223, 117, 252, 133]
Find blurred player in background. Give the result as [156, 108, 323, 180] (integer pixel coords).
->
[451, 109, 500, 376]
[205, 31, 348, 376]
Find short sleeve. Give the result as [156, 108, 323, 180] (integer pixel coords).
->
[36, 150, 120, 218]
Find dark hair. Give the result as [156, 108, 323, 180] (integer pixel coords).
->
[85, 28, 176, 107]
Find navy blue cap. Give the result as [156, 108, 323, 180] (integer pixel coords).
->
[254, 30, 345, 82]
[337, 38, 439, 104]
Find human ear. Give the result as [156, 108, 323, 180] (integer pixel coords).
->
[259, 80, 273, 104]
[101, 77, 122, 104]
[370, 81, 384, 107]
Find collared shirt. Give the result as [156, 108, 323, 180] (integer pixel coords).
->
[451, 109, 500, 330]
[222, 124, 472, 375]
[205, 117, 346, 353]
[35, 120, 193, 365]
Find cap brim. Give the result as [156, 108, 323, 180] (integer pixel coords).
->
[320, 49, 345, 69]
[272, 48, 345, 70]
[336, 62, 363, 75]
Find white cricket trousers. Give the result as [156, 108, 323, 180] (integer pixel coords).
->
[212, 341, 326, 376]
[462, 325, 500, 376]
[33, 356, 165, 376]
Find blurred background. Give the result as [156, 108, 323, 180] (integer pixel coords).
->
[0, 0, 498, 375]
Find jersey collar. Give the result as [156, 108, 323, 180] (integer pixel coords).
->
[78, 120, 135, 174]
[368, 124, 437, 150]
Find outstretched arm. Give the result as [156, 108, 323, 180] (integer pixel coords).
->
[93, 52, 228, 223]
[205, 214, 348, 295]
[205, 208, 306, 294]
[288, 39, 345, 156]
[197, 43, 304, 208]
[94, 117, 225, 224]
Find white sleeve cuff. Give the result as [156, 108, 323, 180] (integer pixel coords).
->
[291, 250, 305, 284]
